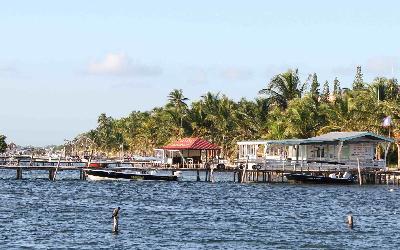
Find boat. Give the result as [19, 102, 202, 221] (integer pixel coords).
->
[85, 169, 180, 181]
[285, 172, 356, 184]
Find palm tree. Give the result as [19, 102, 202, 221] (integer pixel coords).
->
[167, 89, 189, 134]
[259, 69, 307, 109]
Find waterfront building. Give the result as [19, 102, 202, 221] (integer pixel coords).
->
[237, 132, 394, 170]
[154, 137, 221, 168]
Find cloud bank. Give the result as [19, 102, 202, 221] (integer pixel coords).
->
[87, 53, 162, 77]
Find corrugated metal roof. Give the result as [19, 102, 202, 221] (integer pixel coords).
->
[237, 132, 394, 146]
[306, 132, 394, 143]
[163, 138, 221, 150]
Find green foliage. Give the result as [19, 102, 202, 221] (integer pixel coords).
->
[353, 66, 365, 90]
[333, 77, 341, 95]
[75, 67, 400, 160]
[259, 69, 306, 109]
[0, 134, 6, 153]
[321, 80, 330, 103]
[310, 73, 320, 99]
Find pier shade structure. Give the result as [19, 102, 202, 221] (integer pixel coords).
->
[155, 137, 221, 168]
[237, 132, 394, 171]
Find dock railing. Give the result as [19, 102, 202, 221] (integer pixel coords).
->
[235, 158, 387, 171]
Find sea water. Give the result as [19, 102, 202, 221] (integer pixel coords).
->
[0, 170, 399, 249]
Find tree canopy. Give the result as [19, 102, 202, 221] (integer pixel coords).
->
[0, 135, 7, 153]
[73, 67, 400, 162]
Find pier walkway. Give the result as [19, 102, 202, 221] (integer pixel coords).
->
[1, 156, 400, 184]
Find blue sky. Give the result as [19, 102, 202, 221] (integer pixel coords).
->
[0, 0, 399, 145]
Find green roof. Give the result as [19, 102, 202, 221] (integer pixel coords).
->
[237, 132, 394, 146]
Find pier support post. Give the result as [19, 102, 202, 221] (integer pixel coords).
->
[238, 170, 242, 183]
[209, 167, 214, 182]
[196, 170, 200, 181]
[357, 158, 362, 186]
[16, 167, 23, 180]
[49, 169, 55, 180]
[80, 169, 86, 180]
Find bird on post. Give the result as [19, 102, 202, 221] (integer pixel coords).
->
[112, 207, 121, 218]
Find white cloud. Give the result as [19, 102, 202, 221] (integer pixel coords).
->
[88, 53, 128, 74]
[87, 53, 162, 77]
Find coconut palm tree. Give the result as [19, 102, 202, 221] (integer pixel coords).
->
[259, 69, 307, 109]
[167, 89, 189, 135]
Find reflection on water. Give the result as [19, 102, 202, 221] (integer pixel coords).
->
[0, 170, 399, 249]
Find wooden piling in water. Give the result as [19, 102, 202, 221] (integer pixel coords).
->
[197, 170, 200, 181]
[347, 213, 353, 229]
[112, 207, 120, 233]
[48, 169, 55, 180]
[16, 167, 22, 180]
[79, 169, 86, 180]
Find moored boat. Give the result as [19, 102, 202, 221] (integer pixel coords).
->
[285, 172, 356, 184]
[85, 169, 179, 181]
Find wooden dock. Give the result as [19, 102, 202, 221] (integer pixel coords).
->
[1, 162, 400, 185]
[1, 155, 400, 184]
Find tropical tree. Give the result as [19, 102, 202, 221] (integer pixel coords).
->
[333, 77, 341, 95]
[0, 134, 7, 153]
[310, 73, 320, 100]
[353, 66, 365, 90]
[259, 69, 307, 109]
[167, 89, 189, 136]
[283, 96, 327, 138]
[71, 68, 400, 164]
[321, 80, 330, 103]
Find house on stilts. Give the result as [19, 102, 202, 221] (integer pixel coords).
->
[154, 137, 221, 168]
[237, 132, 394, 171]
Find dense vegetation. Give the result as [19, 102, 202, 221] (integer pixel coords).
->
[73, 67, 400, 161]
[0, 134, 7, 153]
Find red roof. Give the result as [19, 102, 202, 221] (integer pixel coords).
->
[162, 137, 221, 150]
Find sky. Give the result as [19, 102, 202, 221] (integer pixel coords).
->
[0, 0, 399, 146]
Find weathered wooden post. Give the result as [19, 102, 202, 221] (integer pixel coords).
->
[49, 169, 55, 180]
[52, 156, 62, 181]
[242, 157, 248, 183]
[112, 207, 120, 233]
[196, 170, 200, 181]
[16, 167, 22, 180]
[347, 211, 353, 229]
[357, 158, 362, 186]
[210, 166, 214, 182]
[80, 169, 86, 180]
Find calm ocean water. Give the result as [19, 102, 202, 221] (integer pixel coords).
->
[0, 170, 399, 249]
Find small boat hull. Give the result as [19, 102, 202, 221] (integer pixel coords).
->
[85, 169, 178, 181]
[285, 173, 356, 184]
